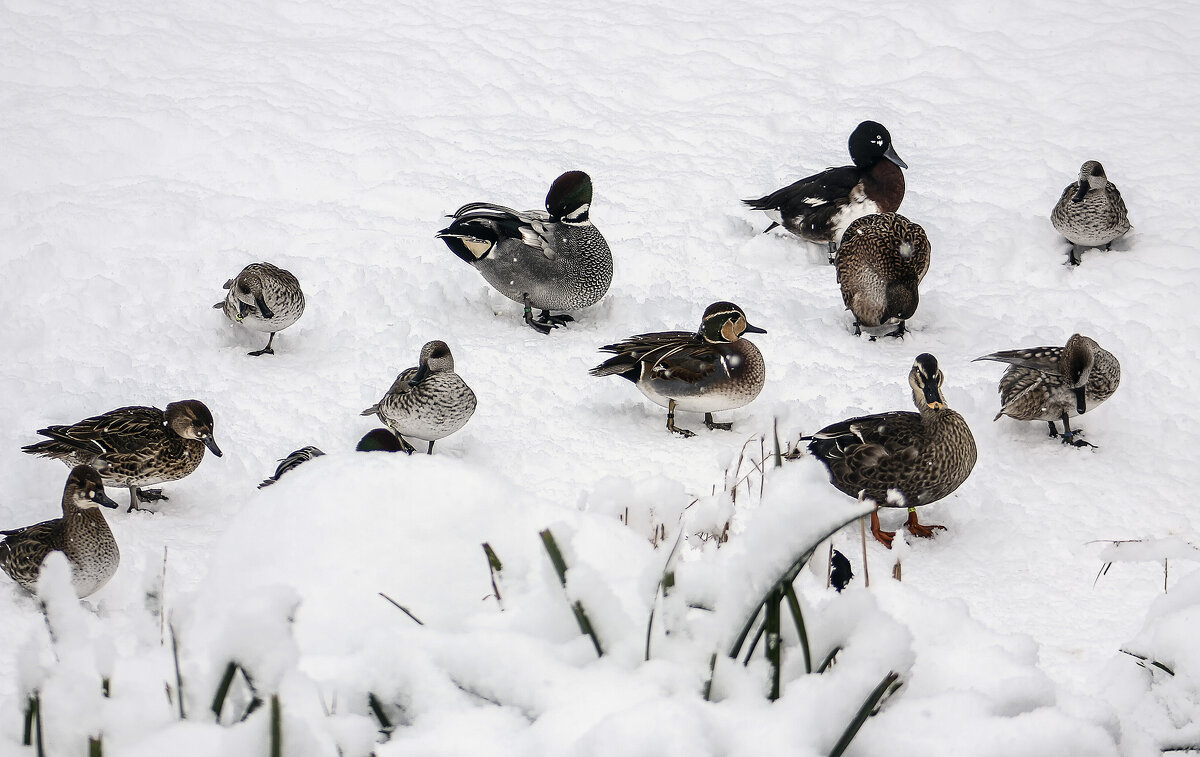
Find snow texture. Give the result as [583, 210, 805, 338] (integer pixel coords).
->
[2, 0, 1199, 754]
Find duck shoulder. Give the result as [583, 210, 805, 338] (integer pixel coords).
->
[0, 518, 63, 580]
[744, 165, 861, 214]
[443, 203, 558, 261]
[590, 331, 708, 382]
[974, 347, 1063, 375]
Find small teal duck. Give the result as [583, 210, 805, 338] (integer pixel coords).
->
[436, 171, 613, 334]
[975, 334, 1120, 447]
[356, 429, 407, 453]
[744, 121, 907, 261]
[258, 433, 406, 488]
[590, 302, 767, 437]
[361, 341, 477, 454]
[22, 400, 223, 511]
[1051, 161, 1131, 265]
[836, 212, 930, 338]
[214, 262, 306, 356]
[0, 466, 120, 597]
[804, 354, 977, 548]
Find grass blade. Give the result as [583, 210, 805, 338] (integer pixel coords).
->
[540, 529, 603, 657]
[211, 662, 239, 722]
[22, 692, 37, 747]
[783, 584, 812, 674]
[645, 527, 685, 661]
[378, 593, 424, 625]
[765, 588, 782, 700]
[367, 692, 394, 740]
[269, 694, 282, 757]
[169, 622, 186, 719]
[482, 543, 504, 607]
[828, 672, 900, 757]
[89, 735, 103, 757]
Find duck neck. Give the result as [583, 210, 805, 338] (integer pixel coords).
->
[864, 160, 905, 213]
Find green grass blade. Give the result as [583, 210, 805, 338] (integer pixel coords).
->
[766, 588, 782, 700]
[783, 584, 813, 674]
[540, 529, 603, 657]
[211, 662, 238, 722]
[269, 695, 282, 757]
[828, 672, 900, 757]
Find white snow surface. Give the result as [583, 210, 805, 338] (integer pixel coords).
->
[2, 0, 1199, 754]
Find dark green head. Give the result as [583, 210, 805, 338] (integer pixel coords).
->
[699, 301, 767, 343]
[849, 121, 907, 170]
[545, 171, 593, 223]
[166, 400, 223, 457]
[357, 429, 405, 453]
[884, 280, 920, 322]
[909, 353, 947, 410]
[65, 465, 119, 509]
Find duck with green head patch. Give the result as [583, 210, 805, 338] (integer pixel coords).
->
[436, 171, 612, 334]
[590, 302, 767, 437]
[0, 466, 120, 597]
[22, 400, 223, 512]
[804, 354, 977, 548]
[975, 334, 1120, 447]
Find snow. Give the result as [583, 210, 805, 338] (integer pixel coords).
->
[2, 0, 1199, 754]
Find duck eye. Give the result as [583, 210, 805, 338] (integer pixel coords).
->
[86, 490, 94, 499]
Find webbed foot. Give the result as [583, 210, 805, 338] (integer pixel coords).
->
[704, 413, 732, 431]
[870, 510, 895, 549]
[1060, 431, 1097, 448]
[905, 508, 946, 539]
[535, 310, 574, 328]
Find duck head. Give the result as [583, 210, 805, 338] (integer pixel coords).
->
[1072, 161, 1108, 202]
[165, 400, 223, 456]
[909, 353, 947, 410]
[884, 280, 920, 323]
[65, 465, 119, 509]
[546, 171, 593, 223]
[699, 301, 767, 343]
[849, 121, 908, 170]
[356, 428, 406, 452]
[1061, 334, 1096, 414]
[231, 267, 274, 320]
[409, 340, 456, 385]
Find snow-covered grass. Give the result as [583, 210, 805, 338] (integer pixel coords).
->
[2, 0, 1198, 754]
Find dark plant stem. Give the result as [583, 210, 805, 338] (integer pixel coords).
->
[828, 672, 901, 757]
[169, 622, 186, 719]
[783, 584, 812, 674]
[211, 662, 239, 722]
[540, 529, 603, 657]
[269, 695, 282, 757]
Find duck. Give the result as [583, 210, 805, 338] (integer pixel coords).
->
[214, 262, 305, 356]
[743, 121, 907, 262]
[258, 446, 324, 488]
[835, 212, 930, 338]
[0, 466, 120, 597]
[974, 334, 1120, 447]
[22, 400, 223, 512]
[589, 302, 767, 437]
[1051, 161, 1131, 266]
[355, 429, 408, 453]
[435, 171, 613, 334]
[804, 354, 977, 548]
[361, 341, 477, 454]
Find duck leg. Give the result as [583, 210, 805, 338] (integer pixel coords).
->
[535, 310, 575, 328]
[827, 241, 838, 265]
[1067, 245, 1082, 266]
[1046, 421, 1059, 438]
[853, 318, 863, 337]
[426, 441, 435, 455]
[1058, 412, 1097, 448]
[870, 510, 895, 549]
[704, 413, 732, 431]
[248, 333, 276, 357]
[522, 295, 554, 335]
[666, 399, 695, 438]
[905, 508, 946, 539]
[885, 321, 907, 339]
[386, 429, 416, 455]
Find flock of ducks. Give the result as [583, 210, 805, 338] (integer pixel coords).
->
[1, 121, 1130, 598]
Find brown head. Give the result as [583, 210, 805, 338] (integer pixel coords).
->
[1061, 334, 1097, 413]
[64, 465, 119, 510]
[165, 400, 223, 456]
[698, 302, 767, 344]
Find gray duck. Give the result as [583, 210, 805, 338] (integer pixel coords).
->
[0, 466, 120, 597]
[214, 262, 306, 356]
[975, 333, 1120, 447]
[361, 341, 477, 454]
[22, 400, 223, 511]
[436, 171, 612, 334]
[804, 354, 977, 548]
[590, 302, 767, 437]
[835, 212, 930, 338]
[1050, 161, 1130, 265]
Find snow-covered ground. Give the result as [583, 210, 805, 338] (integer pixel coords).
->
[2, 0, 1198, 754]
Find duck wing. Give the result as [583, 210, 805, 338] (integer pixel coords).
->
[437, 203, 557, 262]
[807, 411, 925, 498]
[974, 347, 1063, 375]
[743, 165, 861, 214]
[590, 331, 699, 382]
[0, 518, 63, 584]
[24, 406, 166, 460]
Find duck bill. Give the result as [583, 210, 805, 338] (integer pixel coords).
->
[408, 363, 431, 386]
[743, 323, 767, 334]
[922, 385, 945, 409]
[1074, 386, 1087, 415]
[204, 437, 224, 457]
[96, 489, 120, 509]
[254, 294, 275, 320]
[236, 299, 254, 320]
[1071, 184, 1089, 203]
[884, 144, 908, 169]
